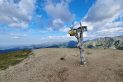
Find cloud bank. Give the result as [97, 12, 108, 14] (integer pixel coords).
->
[44, 0, 75, 30]
[84, 0, 123, 39]
[0, 0, 36, 28]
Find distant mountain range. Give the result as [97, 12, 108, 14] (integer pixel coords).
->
[52, 35, 123, 50]
[0, 36, 123, 54]
[0, 41, 77, 54]
[83, 36, 123, 50]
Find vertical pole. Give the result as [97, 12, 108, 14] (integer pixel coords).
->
[79, 22, 85, 65]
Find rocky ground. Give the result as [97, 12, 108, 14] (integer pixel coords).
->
[0, 48, 123, 82]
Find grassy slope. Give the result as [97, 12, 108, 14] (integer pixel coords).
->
[0, 50, 32, 70]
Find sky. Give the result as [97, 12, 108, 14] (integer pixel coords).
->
[0, 0, 123, 47]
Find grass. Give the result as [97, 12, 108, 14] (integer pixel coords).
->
[0, 50, 32, 70]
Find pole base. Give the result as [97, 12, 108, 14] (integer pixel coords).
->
[80, 61, 86, 65]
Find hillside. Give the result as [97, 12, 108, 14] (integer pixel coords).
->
[84, 36, 123, 50]
[0, 48, 123, 82]
[0, 50, 32, 70]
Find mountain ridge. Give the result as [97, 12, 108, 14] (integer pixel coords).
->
[83, 36, 123, 50]
[0, 35, 123, 53]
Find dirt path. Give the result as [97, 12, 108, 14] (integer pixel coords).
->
[0, 48, 123, 82]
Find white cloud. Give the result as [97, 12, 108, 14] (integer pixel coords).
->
[44, 0, 74, 22]
[0, 0, 36, 28]
[83, 0, 123, 39]
[85, 0, 123, 22]
[60, 27, 70, 32]
[9, 32, 27, 39]
[83, 32, 87, 37]
[52, 18, 64, 30]
[9, 32, 27, 37]
[9, 21, 28, 28]
[97, 26, 123, 33]
[11, 36, 20, 39]
[44, 0, 75, 30]
[73, 21, 93, 31]
[47, 34, 76, 42]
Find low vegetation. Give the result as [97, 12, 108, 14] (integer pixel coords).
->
[0, 50, 32, 70]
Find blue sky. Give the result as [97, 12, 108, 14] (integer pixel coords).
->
[0, 0, 123, 47]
